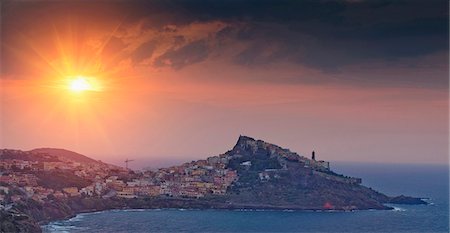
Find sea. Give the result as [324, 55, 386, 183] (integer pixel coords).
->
[42, 162, 449, 233]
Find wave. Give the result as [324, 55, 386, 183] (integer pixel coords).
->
[67, 214, 84, 222]
[42, 223, 89, 233]
[391, 206, 406, 212]
[122, 209, 148, 212]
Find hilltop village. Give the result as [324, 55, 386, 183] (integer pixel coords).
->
[0, 136, 425, 232]
[0, 137, 338, 209]
[0, 149, 238, 206]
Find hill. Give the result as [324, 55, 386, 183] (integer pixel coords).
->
[29, 148, 101, 165]
[0, 136, 426, 232]
[219, 136, 390, 209]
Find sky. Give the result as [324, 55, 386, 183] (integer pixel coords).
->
[0, 0, 448, 168]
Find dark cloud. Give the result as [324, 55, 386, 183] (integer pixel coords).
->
[154, 40, 209, 69]
[207, 2, 448, 70]
[122, 0, 448, 72]
[1, 0, 448, 87]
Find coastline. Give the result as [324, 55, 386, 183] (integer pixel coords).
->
[34, 192, 428, 227]
[40, 202, 398, 228]
[1, 138, 432, 232]
[4, 189, 428, 232]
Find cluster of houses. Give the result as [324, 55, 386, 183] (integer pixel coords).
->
[113, 156, 238, 199]
[0, 182, 69, 205]
[0, 149, 117, 206]
[0, 150, 239, 209]
[0, 145, 336, 210]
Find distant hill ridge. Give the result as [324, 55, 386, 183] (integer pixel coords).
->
[29, 148, 100, 165]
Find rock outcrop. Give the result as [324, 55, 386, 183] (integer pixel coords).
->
[0, 209, 41, 233]
[218, 136, 392, 210]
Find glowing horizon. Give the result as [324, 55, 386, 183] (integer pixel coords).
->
[0, 1, 448, 167]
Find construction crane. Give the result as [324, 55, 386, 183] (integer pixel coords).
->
[124, 159, 134, 169]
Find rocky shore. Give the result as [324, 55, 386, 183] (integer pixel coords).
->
[0, 193, 426, 233]
[0, 209, 41, 233]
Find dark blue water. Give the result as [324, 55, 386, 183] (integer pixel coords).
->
[43, 163, 449, 233]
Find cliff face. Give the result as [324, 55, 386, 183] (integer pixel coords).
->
[0, 209, 42, 233]
[222, 136, 390, 210]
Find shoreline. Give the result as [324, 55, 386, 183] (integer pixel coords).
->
[40, 202, 399, 227]
[36, 193, 428, 226]
[17, 191, 425, 231]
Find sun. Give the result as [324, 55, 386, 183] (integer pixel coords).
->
[68, 76, 94, 92]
